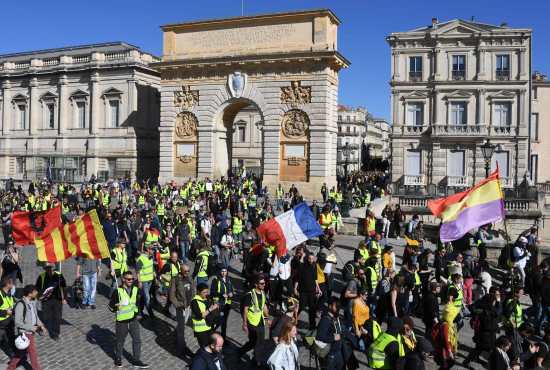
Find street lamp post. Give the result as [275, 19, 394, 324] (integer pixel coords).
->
[340, 142, 353, 217]
[480, 139, 496, 178]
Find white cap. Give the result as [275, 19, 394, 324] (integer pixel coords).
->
[519, 236, 528, 244]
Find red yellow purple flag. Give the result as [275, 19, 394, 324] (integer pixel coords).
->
[35, 209, 110, 262]
[427, 169, 505, 242]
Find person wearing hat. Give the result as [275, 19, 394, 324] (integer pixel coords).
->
[209, 266, 234, 339]
[36, 263, 66, 341]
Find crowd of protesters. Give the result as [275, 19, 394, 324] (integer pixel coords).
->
[0, 170, 547, 370]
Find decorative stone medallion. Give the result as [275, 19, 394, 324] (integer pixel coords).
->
[174, 112, 198, 138]
[228, 72, 247, 98]
[280, 81, 311, 107]
[174, 85, 199, 111]
[281, 109, 309, 138]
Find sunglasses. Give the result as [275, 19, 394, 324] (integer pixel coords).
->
[258, 282, 266, 285]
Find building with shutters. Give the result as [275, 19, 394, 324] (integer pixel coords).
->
[387, 18, 531, 195]
[0, 42, 160, 182]
[531, 71, 550, 184]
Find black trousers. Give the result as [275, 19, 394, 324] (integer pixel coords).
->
[194, 330, 212, 348]
[215, 305, 231, 338]
[299, 292, 317, 329]
[115, 319, 141, 362]
[0, 320, 14, 356]
[175, 307, 188, 353]
[240, 323, 264, 355]
[42, 299, 62, 337]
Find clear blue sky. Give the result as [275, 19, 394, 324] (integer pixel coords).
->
[1, 0, 548, 120]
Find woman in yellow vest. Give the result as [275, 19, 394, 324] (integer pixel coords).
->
[110, 243, 128, 294]
[190, 283, 218, 347]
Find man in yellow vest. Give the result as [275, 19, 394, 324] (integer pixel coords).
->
[142, 226, 160, 251]
[504, 286, 524, 336]
[136, 247, 155, 318]
[238, 275, 269, 358]
[111, 242, 128, 295]
[0, 277, 15, 358]
[156, 199, 165, 224]
[191, 283, 218, 348]
[367, 317, 406, 369]
[159, 251, 181, 300]
[193, 246, 211, 286]
[275, 184, 284, 211]
[319, 206, 334, 231]
[108, 271, 149, 368]
[232, 212, 244, 250]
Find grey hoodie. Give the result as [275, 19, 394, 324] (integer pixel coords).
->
[14, 297, 42, 334]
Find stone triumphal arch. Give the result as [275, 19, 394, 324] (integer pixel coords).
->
[155, 9, 349, 198]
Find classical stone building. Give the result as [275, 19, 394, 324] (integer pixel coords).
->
[0, 42, 160, 182]
[154, 9, 349, 198]
[230, 106, 263, 173]
[531, 71, 550, 184]
[337, 106, 366, 173]
[387, 19, 531, 193]
[368, 117, 391, 160]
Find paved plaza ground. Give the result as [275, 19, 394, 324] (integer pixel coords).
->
[0, 234, 502, 370]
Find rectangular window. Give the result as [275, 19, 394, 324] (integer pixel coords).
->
[346, 126, 350, 133]
[46, 103, 55, 129]
[16, 157, 25, 174]
[76, 101, 86, 128]
[496, 55, 510, 80]
[17, 105, 26, 129]
[452, 55, 466, 80]
[491, 151, 509, 178]
[531, 113, 539, 141]
[409, 56, 422, 80]
[530, 154, 538, 183]
[406, 150, 421, 175]
[109, 100, 120, 128]
[493, 102, 511, 126]
[450, 102, 467, 125]
[406, 103, 423, 126]
[346, 116, 350, 122]
[238, 126, 246, 143]
[338, 115, 342, 121]
[533, 87, 538, 100]
[448, 150, 465, 176]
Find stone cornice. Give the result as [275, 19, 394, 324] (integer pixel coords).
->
[161, 9, 341, 31]
[154, 51, 349, 72]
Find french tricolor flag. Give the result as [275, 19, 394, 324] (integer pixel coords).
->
[257, 202, 323, 257]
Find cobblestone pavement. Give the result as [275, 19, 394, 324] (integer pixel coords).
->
[0, 235, 498, 370]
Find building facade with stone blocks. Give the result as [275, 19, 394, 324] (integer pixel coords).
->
[368, 117, 391, 159]
[154, 9, 349, 199]
[0, 42, 160, 182]
[531, 71, 550, 184]
[337, 105, 366, 173]
[387, 19, 531, 193]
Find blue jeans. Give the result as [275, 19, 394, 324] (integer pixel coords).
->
[537, 305, 550, 333]
[141, 281, 152, 308]
[82, 273, 97, 305]
[179, 241, 189, 262]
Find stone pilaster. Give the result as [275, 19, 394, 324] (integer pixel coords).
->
[1, 80, 11, 135]
[90, 72, 100, 134]
[29, 77, 38, 136]
[58, 75, 68, 134]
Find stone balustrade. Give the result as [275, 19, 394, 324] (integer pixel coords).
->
[447, 175, 468, 187]
[432, 124, 488, 136]
[504, 199, 538, 211]
[1, 51, 158, 72]
[398, 196, 427, 208]
[490, 125, 514, 136]
[537, 182, 550, 193]
[404, 174, 425, 186]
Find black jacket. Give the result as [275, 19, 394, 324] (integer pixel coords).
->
[422, 291, 439, 325]
[190, 348, 228, 370]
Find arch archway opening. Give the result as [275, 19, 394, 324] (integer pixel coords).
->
[214, 98, 264, 179]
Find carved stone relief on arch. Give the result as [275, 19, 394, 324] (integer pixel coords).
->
[174, 111, 198, 139]
[281, 109, 310, 139]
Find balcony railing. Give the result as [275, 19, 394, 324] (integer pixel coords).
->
[409, 71, 422, 81]
[404, 174, 425, 186]
[496, 70, 510, 81]
[504, 199, 538, 212]
[490, 125, 514, 136]
[432, 124, 487, 136]
[536, 182, 550, 193]
[72, 55, 90, 64]
[398, 196, 427, 209]
[402, 125, 425, 135]
[447, 176, 468, 187]
[452, 70, 466, 80]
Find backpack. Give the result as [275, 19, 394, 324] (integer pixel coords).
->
[303, 329, 330, 359]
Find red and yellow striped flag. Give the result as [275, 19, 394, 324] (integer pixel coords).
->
[35, 209, 110, 262]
